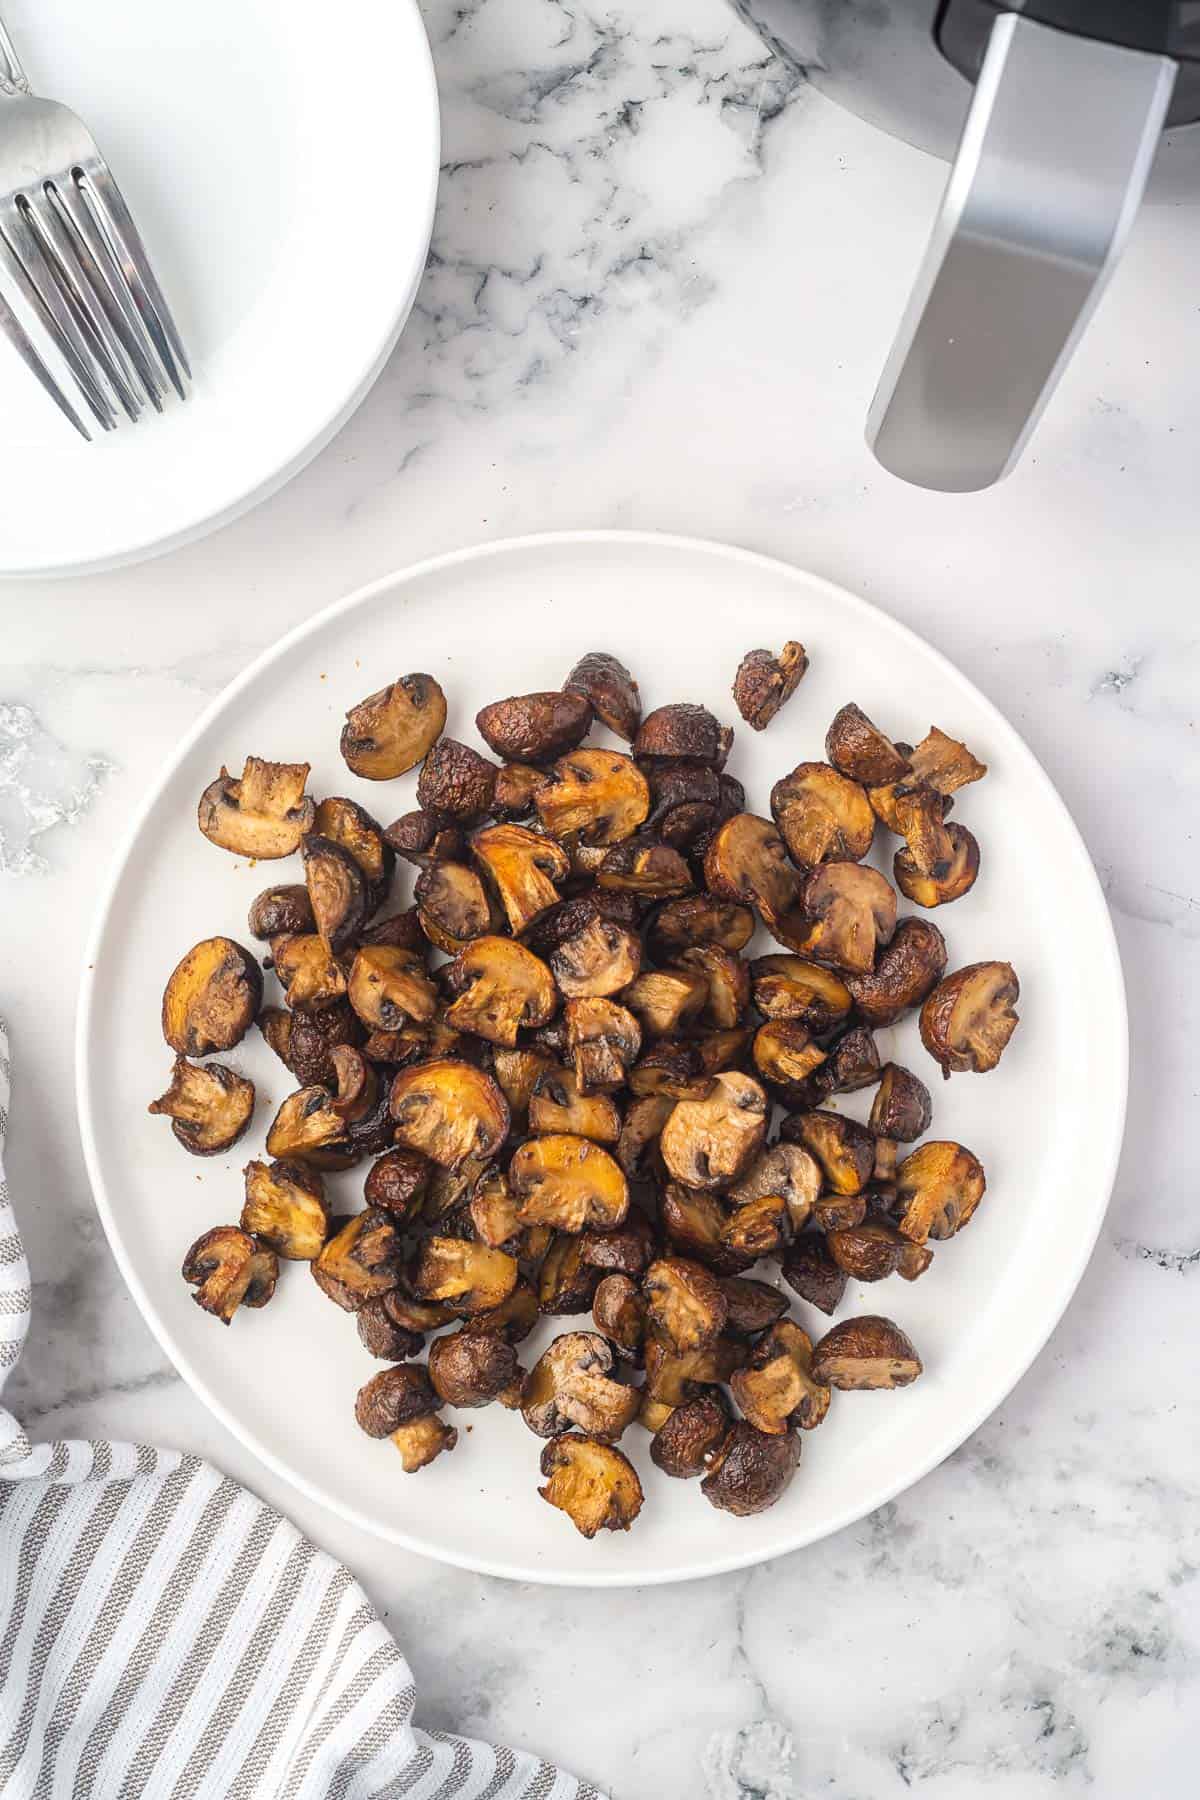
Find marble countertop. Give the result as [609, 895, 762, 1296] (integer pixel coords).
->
[3, 1, 1199, 1794]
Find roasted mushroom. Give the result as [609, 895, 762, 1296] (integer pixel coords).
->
[703, 814, 799, 921]
[647, 895, 755, 961]
[826, 1220, 933, 1282]
[510, 1135, 629, 1233]
[411, 1236, 519, 1316]
[726, 1142, 822, 1233]
[428, 1329, 520, 1408]
[752, 1020, 827, 1094]
[659, 1184, 750, 1275]
[340, 674, 447, 779]
[622, 968, 709, 1038]
[417, 738, 499, 822]
[392, 1412, 459, 1472]
[642, 760, 723, 849]
[470, 823, 569, 933]
[462, 1282, 541, 1344]
[643, 1334, 746, 1405]
[749, 955, 853, 1034]
[844, 917, 948, 1027]
[564, 651, 641, 741]
[920, 961, 1020, 1078]
[149, 1057, 254, 1155]
[272, 935, 349, 1012]
[784, 1111, 875, 1196]
[895, 823, 981, 907]
[693, 1026, 753, 1076]
[596, 837, 693, 898]
[781, 1236, 848, 1316]
[489, 1047, 555, 1126]
[733, 642, 808, 731]
[811, 1316, 923, 1390]
[390, 1061, 510, 1168]
[198, 757, 315, 858]
[634, 702, 731, 768]
[778, 864, 897, 975]
[492, 761, 551, 820]
[869, 1064, 933, 1142]
[550, 916, 642, 1000]
[615, 1094, 674, 1180]
[347, 946, 438, 1032]
[442, 937, 557, 1048]
[257, 1006, 295, 1071]
[701, 1421, 800, 1516]
[476, 691, 593, 763]
[718, 1275, 789, 1337]
[824, 703, 910, 785]
[771, 762, 875, 866]
[162, 938, 262, 1057]
[301, 834, 369, 952]
[565, 997, 642, 1093]
[248, 884, 315, 941]
[534, 747, 650, 845]
[528, 1065, 621, 1145]
[182, 1226, 278, 1323]
[522, 1331, 639, 1441]
[265, 1084, 345, 1160]
[721, 1193, 791, 1259]
[643, 1257, 728, 1354]
[659, 1071, 768, 1190]
[731, 1320, 831, 1434]
[279, 1001, 361, 1087]
[895, 1141, 987, 1242]
[906, 726, 987, 795]
[313, 795, 394, 906]
[356, 1364, 439, 1436]
[627, 1040, 713, 1102]
[465, 1167, 523, 1247]
[677, 945, 751, 1030]
[240, 1158, 328, 1259]
[538, 1434, 644, 1537]
[538, 1234, 601, 1314]
[383, 810, 467, 869]
[414, 861, 495, 950]
[651, 1392, 730, 1477]
[356, 1295, 423, 1361]
[592, 1272, 646, 1360]
[311, 1209, 401, 1309]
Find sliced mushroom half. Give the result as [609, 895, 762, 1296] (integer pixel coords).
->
[825, 703, 910, 786]
[302, 834, 370, 952]
[784, 1111, 875, 1195]
[414, 861, 496, 951]
[347, 946, 438, 1032]
[749, 955, 853, 1034]
[643, 1257, 728, 1354]
[538, 1434, 644, 1536]
[907, 726, 987, 795]
[703, 813, 800, 921]
[565, 997, 642, 1094]
[149, 1057, 254, 1156]
[896, 1141, 987, 1242]
[528, 1065, 622, 1145]
[198, 757, 314, 858]
[731, 1320, 831, 1434]
[920, 961, 1020, 1078]
[522, 1331, 639, 1440]
[811, 1315, 923, 1390]
[726, 1141, 822, 1233]
[470, 823, 570, 933]
[869, 1063, 933, 1142]
[510, 1135, 629, 1233]
[162, 938, 262, 1057]
[272, 936, 349, 1012]
[550, 916, 642, 999]
[534, 747, 650, 845]
[895, 823, 981, 908]
[776, 864, 897, 976]
[417, 739, 499, 823]
[596, 836, 693, 898]
[770, 762, 875, 865]
[564, 651, 641, 741]
[443, 936, 557, 1047]
[647, 895, 756, 960]
[340, 674, 447, 779]
[659, 1071, 768, 1190]
[182, 1227, 278, 1323]
[701, 1421, 800, 1516]
[241, 1159, 328, 1259]
[411, 1235, 520, 1316]
[390, 1061, 511, 1168]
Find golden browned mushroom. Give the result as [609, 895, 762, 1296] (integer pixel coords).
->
[869, 1064, 933, 1142]
[534, 747, 650, 845]
[462, 1282, 541, 1344]
[510, 1135, 629, 1233]
[895, 1141, 987, 1243]
[785, 1111, 876, 1195]
[811, 1315, 923, 1389]
[726, 1142, 822, 1233]
[339, 674, 447, 779]
[826, 1220, 932, 1282]
[162, 938, 262, 1057]
[310, 1209, 401, 1309]
[393, 1412, 460, 1472]
[347, 946, 438, 1032]
[390, 1060, 510, 1168]
[592, 1272, 646, 1361]
[248, 884, 315, 941]
[701, 1421, 800, 1515]
[443, 937, 557, 1048]
[300, 835, 369, 951]
[564, 651, 641, 741]
[643, 1333, 746, 1405]
[748, 958, 850, 1038]
[615, 1094, 674, 1180]
[895, 822, 981, 908]
[907, 726, 987, 795]
[659, 1184, 750, 1275]
[198, 757, 315, 859]
[659, 1071, 768, 1190]
[634, 702, 731, 768]
[596, 837, 693, 898]
[538, 1234, 601, 1314]
[383, 810, 468, 869]
[476, 691, 593, 763]
[752, 1020, 827, 1094]
[643, 1257, 728, 1354]
[428, 1329, 520, 1408]
[182, 1226, 277, 1324]
[677, 946, 750, 1030]
[264, 1083, 344, 1160]
[313, 795, 394, 904]
[703, 813, 799, 920]
[565, 997, 642, 1093]
[522, 1331, 639, 1440]
[692, 1026, 753, 1076]
[731, 1320, 831, 1433]
[627, 1041, 714, 1102]
[257, 1005, 294, 1071]
[489, 1047, 555, 1126]
[418, 739, 499, 822]
[778, 864, 897, 975]
[637, 1396, 676, 1433]
[492, 761, 551, 820]
[622, 968, 710, 1038]
[411, 1235, 519, 1316]
[240, 1158, 328, 1259]
[356, 1296, 424, 1361]
[550, 916, 642, 999]
[470, 823, 569, 933]
[721, 1193, 791, 1259]
[887, 781, 956, 882]
[771, 762, 875, 866]
[718, 1276, 789, 1337]
[271, 935, 349, 1012]
[528, 1066, 621, 1145]
[921, 960, 1020, 1078]
[326, 1045, 377, 1125]
[845, 917, 948, 1027]
[733, 642, 808, 731]
[539, 1434, 644, 1536]
[782, 1236, 848, 1316]
[647, 895, 755, 960]
[650, 1391, 730, 1477]
[466, 1168, 523, 1247]
[824, 703, 910, 785]
[414, 862, 496, 951]
[149, 1057, 254, 1156]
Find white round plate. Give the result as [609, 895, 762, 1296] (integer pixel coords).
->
[0, 0, 438, 578]
[77, 533, 1127, 1586]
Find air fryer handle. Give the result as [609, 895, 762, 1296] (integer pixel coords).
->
[866, 12, 1176, 492]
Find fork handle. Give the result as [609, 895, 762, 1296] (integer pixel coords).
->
[0, 16, 30, 97]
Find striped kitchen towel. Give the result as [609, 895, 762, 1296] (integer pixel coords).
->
[0, 1020, 603, 1800]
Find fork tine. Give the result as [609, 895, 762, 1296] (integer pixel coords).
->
[76, 164, 190, 399]
[42, 179, 166, 413]
[0, 206, 116, 430]
[0, 281, 91, 439]
[18, 193, 146, 422]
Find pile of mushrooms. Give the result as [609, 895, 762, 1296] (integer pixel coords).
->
[161, 641, 1018, 1540]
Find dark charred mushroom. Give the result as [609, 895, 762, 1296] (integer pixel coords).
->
[182, 1227, 278, 1323]
[651, 1392, 730, 1477]
[778, 864, 897, 975]
[647, 895, 755, 961]
[895, 822, 981, 907]
[596, 837, 693, 898]
[920, 961, 1020, 1078]
[162, 937, 262, 1057]
[752, 1020, 827, 1095]
[417, 738, 499, 823]
[565, 997, 642, 1093]
[347, 946, 438, 1032]
[538, 1434, 644, 1536]
[703, 814, 800, 921]
[248, 884, 315, 941]
[313, 796, 394, 906]
[470, 823, 569, 933]
[383, 810, 467, 869]
[302, 834, 369, 952]
[550, 916, 642, 999]
[785, 1111, 875, 1195]
[811, 1315, 923, 1390]
[538, 1234, 602, 1314]
[414, 861, 495, 950]
[628, 1040, 714, 1102]
[825, 703, 910, 785]
[844, 916, 948, 1027]
[659, 1184, 751, 1275]
[726, 1142, 822, 1233]
[869, 1064, 933, 1142]
[355, 1364, 438, 1436]
[718, 1276, 789, 1337]
[428, 1330, 520, 1408]
[198, 757, 314, 859]
[895, 1141, 987, 1242]
[907, 726, 987, 795]
[643, 1257, 728, 1354]
[701, 1421, 800, 1516]
[411, 1236, 519, 1316]
[510, 1135, 629, 1233]
[642, 760, 722, 849]
[356, 1296, 423, 1361]
[592, 1272, 646, 1360]
[528, 1066, 621, 1145]
[731, 1320, 831, 1433]
[241, 1159, 328, 1259]
[771, 762, 875, 866]
[340, 674, 447, 780]
[149, 1057, 254, 1155]
[443, 937, 557, 1047]
[476, 691, 593, 763]
[659, 1071, 768, 1190]
[721, 1193, 791, 1259]
[272, 935, 349, 1012]
[534, 747, 650, 844]
[282, 1001, 362, 1087]
[826, 1220, 933, 1282]
[390, 1061, 510, 1167]
[311, 1209, 401, 1309]
[522, 1331, 639, 1441]
[733, 642, 808, 731]
[781, 1236, 848, 1316]
[677, 945, 751, 1030]
[493, 762, 551, 819]
[750, 955, 853, 1034]
[564, 651, 641, 741]
[522, 889, 640, 956]
[634, 702, 730, 768]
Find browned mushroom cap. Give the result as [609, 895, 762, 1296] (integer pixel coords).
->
[643, 1257, 728, 1354]
[785, 1111, 876, 1196]
[162, 938, 262, 1057]
[476, 690, 593, 763]
[907, 726, 987, 795]
[356, 1365, 439, 1437]
[538, 1234, 601, 1314]
[489, 761, 548, 821]
[300, 835, 369, 952]
[538, 1433, 643, 1536]
[622, 968, 709, 1039]
[718, 1276, 789, 1337]
[462, 1282, 540, 1345]
[653, 1394, 732, 1481]
[565, 997, 642, 1094]
[885, 781, 956, 882]
[469, 823, 569, 934]
[823, 702, 909, 785]
[443, 937, 557, 1048]
[721, 1193, 792, 1259]
[779, 864, 897, 975]
[820, 1025, 883, 1095]
[592, 1273, 646, 1360]
[240, 1158, 328, 1259]
[615, 1094, 673, 1180]
[782, 1235, 848, 1316]
[278, 1000, 360, 1086]
[747, 960, 848, 1039]
[413, 862, 496, 951]
[627, 1041, 714, 1102]
[634, 702, 730, 767]
[641, 760, 723, 849]
[521, 889, 641, 955]
[198, 758, 315, 858]
[826, 1219, 932, 1282]
[313, 795, 394, 900]
[339, 674, 446, 780]
[896, 1141, 986, 1243]
[411, 1235, 519, 1316]
[844, 917, 948, 1028]
[550, 917, 642, 1000]
[659, 1185, 749, 1275]
[659, 1071, 768, 1190]
[581, 1210, 656, 1274]
[701, 1421, 800, 1516]
[920, 960, 1019, 1079]
[248, 884, 315, 941]
[357, 1296, 424, 1361]
[528, 1066, 621, 1145]
[733, 642, 809, 731]
[643, 1333, 746, 1404]
[383, 810, 467, 869]
[752, 1021, 827, 1095]
[523, 1332, 639, 1443]
[811, 1315, 923, 1389]
[428, 1329, 520, 1408]
[347, 946, 438, 1033]
[263, 1083, 342, 1160]
[310, 1209, 401, 1309]
[488, 1047, 554, 1126]
[596, 836, 693, 898]
[726, 1142, 822, 1233]
[182, 1226, 278, 1323]
[418, 739, 499, 823]
[704, 814, 800, 920]
[731, 1320, 831, 1434]
[534, 748, 650, 846]
[257, 1006, 295, 1072]
[676, 946, 751, 1031]
[510, 1135, 629, 1233]
[564, 651, 641, 741]
[326, 1045, 377, 1124]
[390, 1060, 510, 1168]
[382, 1284, 455, 1334]
[393, 1412, 459, 1472]
[271, 936, 347, 1012]
[149, 1057, 254, 1156]
[647, 895, 755, 960]
[895, 823, 981, 909]
[869, 1063, 933, 1142]
[771, 762, 875, 866]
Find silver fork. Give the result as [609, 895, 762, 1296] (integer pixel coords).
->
[0, 14, 189, 440]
